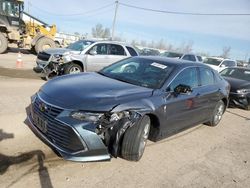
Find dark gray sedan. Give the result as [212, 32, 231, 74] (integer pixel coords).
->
[26, 57, 230, 162]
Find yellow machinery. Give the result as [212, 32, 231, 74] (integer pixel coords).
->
[0, 0, 56, 53]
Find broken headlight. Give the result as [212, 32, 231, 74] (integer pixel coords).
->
[71, 111, 103, 122]
[51, 54, 63, 62]
[109, 111, 130, 122]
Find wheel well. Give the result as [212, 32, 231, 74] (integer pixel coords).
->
[146, 113, 160, 141]
[221, 98, 228, 112]
[0, 27, 7, 33]
[71, 61, 84, 71]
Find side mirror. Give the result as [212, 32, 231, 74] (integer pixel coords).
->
[220, 64, 226, 68]
[89, 50, 97, 55]
[174, 84, 192, 94]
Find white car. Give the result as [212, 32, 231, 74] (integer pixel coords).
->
[33, 40, 138, 79]
[161, 52, 203, 63]
[204, 57, 237, 72]
[180, 53, 203, 63]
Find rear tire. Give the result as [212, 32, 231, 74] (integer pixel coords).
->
[0, 33, 8, 54]
[35, 37, 55, 54]
[206, 100, 225, 127]
[64, 63, 83, 74]
[121, 115, 150, 161]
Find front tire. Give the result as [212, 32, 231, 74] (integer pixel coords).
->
[206, 100, 225, 127]
[35, 37, 56, 54]
[64, 63, 83, 74]
[121, 115, 151, 161]
[0, 33, 8, 54]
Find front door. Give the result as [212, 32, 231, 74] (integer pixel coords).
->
[85, 43, 111, 72]
[162, 67, 205, 135]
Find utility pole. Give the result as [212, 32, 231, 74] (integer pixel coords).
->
[111, 1, 119, 40]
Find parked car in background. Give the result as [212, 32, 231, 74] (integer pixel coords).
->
[161, 51, 183, 58]
[33, 40, 138, 79]
[27, 56, 229, 162]
[204, 57, 237, 72]
[181, 53, 203, 63]
[161, 52, 202, 63]
[138, 48, 160, 56]
[220, 67, 250, 110]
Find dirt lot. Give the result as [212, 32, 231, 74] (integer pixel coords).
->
[0, 52, 250, 188]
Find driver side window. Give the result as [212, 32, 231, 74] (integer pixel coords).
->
[169, 67, 198, 91]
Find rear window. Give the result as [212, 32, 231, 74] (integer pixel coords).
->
[182, 55, 196, 62]
[126, 46, 138, 56]
[222, 60, 236, 67]
[197, 56, 203, 62]
[109, 44, 126, 56]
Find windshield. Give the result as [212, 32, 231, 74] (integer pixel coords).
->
[1, 0, 20, 17]
[67, 40, 94, 51]
[220, 68, 250, 82]
[204, 58, 223, 66]
[99, 57, 174, 89]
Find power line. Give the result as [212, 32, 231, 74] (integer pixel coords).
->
[29, 2, 115, 16]
[119, 2, 250, 16]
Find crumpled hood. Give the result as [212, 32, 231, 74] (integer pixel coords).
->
[223, 77, 250, 92]
[44, 48, 80, 55]
[39, 72, 153, 111]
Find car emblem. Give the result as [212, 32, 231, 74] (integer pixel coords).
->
[39, 102, 47, 112]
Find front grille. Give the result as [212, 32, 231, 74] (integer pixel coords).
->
[37, 52, 51, 61]
[32, 96, 84, 153]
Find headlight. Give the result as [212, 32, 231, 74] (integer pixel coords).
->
[51, 54, 63, 62]
[236, 89, 250, 94]
[63, 55, 72, 62]
[71, 111, 103, 122]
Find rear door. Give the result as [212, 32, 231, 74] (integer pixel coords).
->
[198, 67, 221, 118]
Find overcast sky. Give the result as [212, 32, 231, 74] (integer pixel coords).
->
[24, 0, 250, 60]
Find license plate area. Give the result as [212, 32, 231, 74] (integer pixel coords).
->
[33, 112, 48, 133]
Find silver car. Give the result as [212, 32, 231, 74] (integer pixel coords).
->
[33, 40, 138, 79]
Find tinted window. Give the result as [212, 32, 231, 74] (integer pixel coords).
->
[109, 44, 126, 55]
[169, 67, 199, 90]
[222, 60, 236, 67]
[91, 44, 108, 55]
[200, 68, 215, 86]
[67, 40, 94, 51]
[182, 55, 196, 62]
[126, 46, 138, 56]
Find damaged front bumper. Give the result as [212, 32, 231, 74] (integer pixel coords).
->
[229, 92, 250, 110]
[26, 101, 111, 162]
[26, 94, 142, 162]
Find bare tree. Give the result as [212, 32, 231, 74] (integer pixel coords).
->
[221, 46, 231, 58]
[91, 24, 110, 38]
